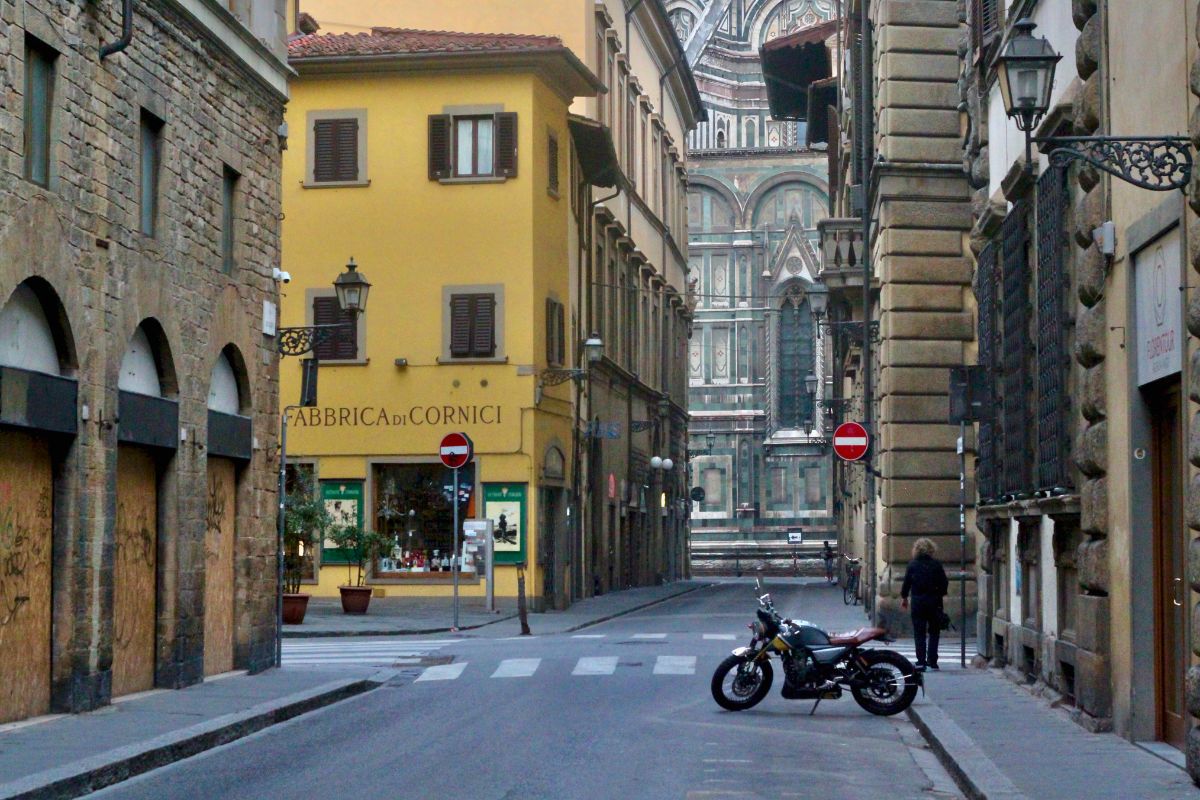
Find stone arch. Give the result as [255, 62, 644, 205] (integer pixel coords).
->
[744, 117, 758, 149]
[747, 0, 835, 49]
[120, 318, 178, 398]
[744, 173, 829, 229]
[688, 181, 739, 233]
[0, 277, 78, 377]
[208, 344, 251, 415]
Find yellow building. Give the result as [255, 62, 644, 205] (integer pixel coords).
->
[281, 28, 604, 608]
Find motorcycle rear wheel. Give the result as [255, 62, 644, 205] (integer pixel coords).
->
[850, 650, 918, 716]
[711, 655, 773, 711]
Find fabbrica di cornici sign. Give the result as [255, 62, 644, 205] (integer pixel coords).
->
[289, 405, 504, 427]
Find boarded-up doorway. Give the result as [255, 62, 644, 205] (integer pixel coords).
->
[0, 429, 52, 723]
[113, 446, 158, 697]
[204, 458, 236, 676]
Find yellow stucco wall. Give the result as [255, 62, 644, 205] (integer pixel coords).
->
[281, 64, 578, 599]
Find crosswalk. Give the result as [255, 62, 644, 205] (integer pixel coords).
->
[412, 655, 698, 682]
[873, 642, 977, 671]
[281, 639, 454, 666]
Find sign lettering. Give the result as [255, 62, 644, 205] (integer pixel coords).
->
[289, 405, 503, 428]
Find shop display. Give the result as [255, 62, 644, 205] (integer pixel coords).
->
[372, 462, 475, 577]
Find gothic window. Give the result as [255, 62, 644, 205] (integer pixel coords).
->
[670, 9, 695, 43]
[738, 325, 749, 383]
[716, 129, 726, 149]
[744, 117, 757, 148]
[777, 289, 815, 429]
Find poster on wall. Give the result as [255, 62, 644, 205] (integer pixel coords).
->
[483, 483, 526, 565]
[1134, 226, 1183, 386]
[320, 481, 363, 564]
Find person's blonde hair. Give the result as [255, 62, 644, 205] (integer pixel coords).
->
[912, 537, 936, 558]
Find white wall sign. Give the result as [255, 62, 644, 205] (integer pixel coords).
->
[1134, 226, 1182, 386]
[263, 300, 277, 336]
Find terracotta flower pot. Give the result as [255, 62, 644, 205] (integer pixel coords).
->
[339, 585, 373, 614]
[282, 593, 310, 625]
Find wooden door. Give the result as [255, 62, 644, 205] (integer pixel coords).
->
[1150, 379, 1188, 749]
[204, 459, 236, 677]
[0, 429, 52, 722]
[113, 446, 157, 697]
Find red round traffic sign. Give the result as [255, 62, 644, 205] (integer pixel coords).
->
[439, 432, 474, 469]
[832, 422, 870, 462]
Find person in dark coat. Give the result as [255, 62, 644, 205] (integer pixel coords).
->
[900, 537, 949, 670]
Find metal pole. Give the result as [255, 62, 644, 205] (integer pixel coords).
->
[959, 420, 967, 668]
[453, 465, 460, 630]
[486, 519, 495, 613]
[275, 406, 294, 669]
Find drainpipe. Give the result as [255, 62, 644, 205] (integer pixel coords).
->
[100, 0, 134, 59]
[858, 0, 877, 622]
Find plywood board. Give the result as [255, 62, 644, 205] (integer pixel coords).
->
[204, 459, 236, 676]
[113, 446, 157, 697]
[0, 430, 52, 723]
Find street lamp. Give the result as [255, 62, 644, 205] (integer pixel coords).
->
[535, 333, 604, 404]
[808, 290, 828, 320]
[275, 259, 372, 668]
[706, 432, 716, 453]
[997, 19, 1191, 191]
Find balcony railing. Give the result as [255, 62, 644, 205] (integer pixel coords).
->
[816, 217, 865, 290]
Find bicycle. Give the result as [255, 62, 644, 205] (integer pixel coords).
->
[843, 556, 862, 606]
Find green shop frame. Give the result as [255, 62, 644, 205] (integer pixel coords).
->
[320, 480, 363, 564]
[483, 483, 526, 565]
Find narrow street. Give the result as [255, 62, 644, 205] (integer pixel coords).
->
[92, 580, 959, 800]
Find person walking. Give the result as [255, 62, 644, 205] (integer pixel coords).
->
[821, 541, 836, 584]
[900, 538, 948, 670]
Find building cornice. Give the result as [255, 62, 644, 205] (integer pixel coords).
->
[169, 0, 291, 99]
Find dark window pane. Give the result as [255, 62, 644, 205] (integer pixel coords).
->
[140, 111, 163, 236]
[221, 166, 239, 274]
[24, 37, 55, 187]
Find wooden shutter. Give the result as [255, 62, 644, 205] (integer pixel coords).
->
[312, 296, 357, 360]
[972, 0, 1001, 61]
[545, 298, 556, 364]
[313, 118, 358, 183]
[495, 112, 518, 178]
[548, 134, 559, 194]
[545, 299, 566, 366]
[826, 107, 840, 198]
[428, 115, 452, 180]
[449, 294, 474, 357]
[471, 294, 496, 357]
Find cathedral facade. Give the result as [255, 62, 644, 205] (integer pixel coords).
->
[670, 0, 835, 571]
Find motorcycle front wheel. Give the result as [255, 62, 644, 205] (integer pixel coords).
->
[850, 649, 918, 716]
[711, 655, 773, 711]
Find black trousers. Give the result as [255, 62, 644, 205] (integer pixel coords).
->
[911, 600, 941, 666]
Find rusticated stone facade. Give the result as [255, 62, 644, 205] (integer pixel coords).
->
[0, 0, 287, 720]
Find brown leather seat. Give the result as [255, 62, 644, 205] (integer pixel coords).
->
[827, 627, 886, 646]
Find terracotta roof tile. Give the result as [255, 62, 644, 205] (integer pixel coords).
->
[288, 28, 565, 60]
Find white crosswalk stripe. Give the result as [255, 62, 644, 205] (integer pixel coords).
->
[869, 644, 974, 671]
[572, 656, 619, 676]
[631, 633, 667, 639]
[415, 662, 468, 682]
[281, 640, 453, 666]
[703, 634, 737, 641]
[653, 656, 696, 675]
[491, 658, 540, 678]
[571, 634, 605, 639]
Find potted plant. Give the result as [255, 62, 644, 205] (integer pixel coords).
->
[327, 523, 386, 614]
[282, 472, 330, 624]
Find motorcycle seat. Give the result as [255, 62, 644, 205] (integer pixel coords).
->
[827, 627, 886, 646]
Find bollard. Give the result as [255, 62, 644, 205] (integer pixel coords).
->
[516, 565, 531, 636]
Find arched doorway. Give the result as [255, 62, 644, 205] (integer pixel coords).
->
[0, 279, 76, 722]
[114, 319, 178, 697]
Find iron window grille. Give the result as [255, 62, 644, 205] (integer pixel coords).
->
[1035, 167, 1073, 494]
[975, 241, 1000, 504]
[1000, 202, 1033, 498]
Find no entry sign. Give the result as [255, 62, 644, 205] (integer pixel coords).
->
[832, 422, 869, 462]
[439, 432, 474, 469]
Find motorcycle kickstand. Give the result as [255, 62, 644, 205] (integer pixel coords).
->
[808, 697, 822, 716]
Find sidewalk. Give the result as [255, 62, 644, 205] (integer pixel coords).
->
[909, 669, 1199, 799]
[284, 579, 709, 637]
[0, 666, 387, 800]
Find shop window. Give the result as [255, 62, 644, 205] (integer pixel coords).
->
[374, 462, 474, 576]
[284, 464, 319, 584]
[24, 35, 56, 187]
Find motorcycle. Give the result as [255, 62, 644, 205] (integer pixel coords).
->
[710, 579, 920, 716]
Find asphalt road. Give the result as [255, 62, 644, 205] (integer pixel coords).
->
[94, 579, 960, 800]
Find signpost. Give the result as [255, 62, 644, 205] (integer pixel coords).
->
[440, 432, 474, 629]
[949, 365, 991, 669]
[690, 486, 706, 503]
[832, 421, 870, 462]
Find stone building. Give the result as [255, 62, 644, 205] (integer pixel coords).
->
[763, 1, 976, 628]
[961, 0, 1200, 771]
[666, 0, 835, 572]
[0, 1, 288, 724]
[291, 0, 704, 599]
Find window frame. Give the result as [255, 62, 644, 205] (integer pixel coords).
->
[221, 164, 240, 275]
[139, 109, 164, 237]
[23, 35, 56, 188]
[305, 288, 368, 364]
[453, 115, 496, 178]
[304, 109, 369, 188]
[441, 284, 506, 363]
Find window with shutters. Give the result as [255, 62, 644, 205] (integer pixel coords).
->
[545, 298, 566, 367]
[305, 109, 367, 187]
[428, 112, 517, 181]
[442, 285, 505, 362]
[547, 132, 560, 197]
[972, 0, 1002, 65]
[24, 36, 56, 188]
[310, 295, 360, 361]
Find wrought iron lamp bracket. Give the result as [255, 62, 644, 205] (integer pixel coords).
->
[630, 420, 656, 433]
[276, 323, 354, 357]
[538, 368, 587, 387]
[1031, 135, 1193, 192]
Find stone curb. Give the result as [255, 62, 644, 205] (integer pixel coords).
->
[906, 699, 1030, 800]
[562, 582, 711, 633]
[0, 677, 379, 800]
[282, 611, 518, 638]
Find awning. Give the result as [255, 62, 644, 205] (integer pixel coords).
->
[760, 19, 838, 121]
[568, 115, 623, 189]
[805, 77, 839, 146]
